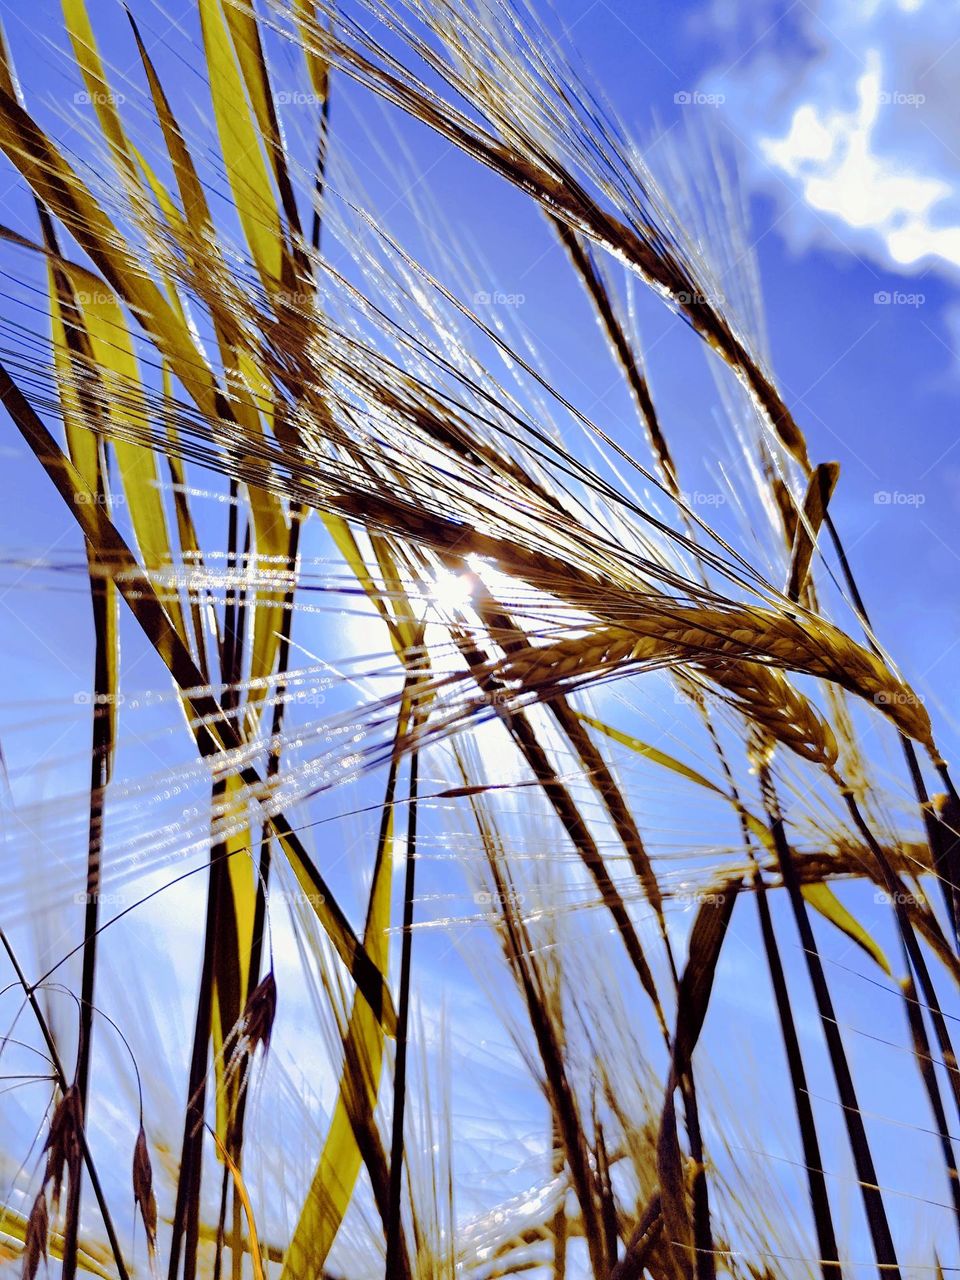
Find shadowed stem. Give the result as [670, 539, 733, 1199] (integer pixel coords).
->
[386, 736, 420, 1278]
[698, 710, 843, 1276]
[214, 509, 303, 1280]
[753, 867, 843, 1279]
[759, 767, 901, 1280]
[66, 538, 113, 1280]
[167, 831, 222, 1280]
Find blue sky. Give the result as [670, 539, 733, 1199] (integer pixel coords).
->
[0, 0, 959, 1274]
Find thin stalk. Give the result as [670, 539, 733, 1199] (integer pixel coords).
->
[759, 766, 901, 1280]
[33, 203, 116, 1280]
[66, 487, 114, 1280]
[167, 842, 222, 1280]
[385, 740, 419, 1278]
[310, 91, 331, 254]
[248, 510, 302, 1004]
[895, 933, 960, 1238]
[700, 711, 842, 1277]
[200, 491, 248, 1280]
[551, 1114, 566, 1280]
[222, 510, 302, 1279]
[221, 482, 241, 715]
[753, 869, 843, 1278]
[450, 623, 666, 1032]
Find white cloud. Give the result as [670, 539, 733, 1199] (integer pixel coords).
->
[703, 0, 960, 277]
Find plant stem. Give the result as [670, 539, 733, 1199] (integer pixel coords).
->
[386, 742, 419, 1278]
[753, 868, 843, 1278]
[759, 768, 901, 1280]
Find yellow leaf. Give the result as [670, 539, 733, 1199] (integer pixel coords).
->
[211, 773, 255, 1149]
[245, 487, 290, 728]
[801, 882, 891, 974]
[198, 0, 283, 291]
[292, 0, 330, 105]
[65, 269, 186, 643]
[46, 253, 119, 765]
[128, 12, 212, 236]
[282, 699, 408, 1279]
[61, 0, 136, 182]
[578, 712, 773, 849]
[0, 92, 223, 424]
